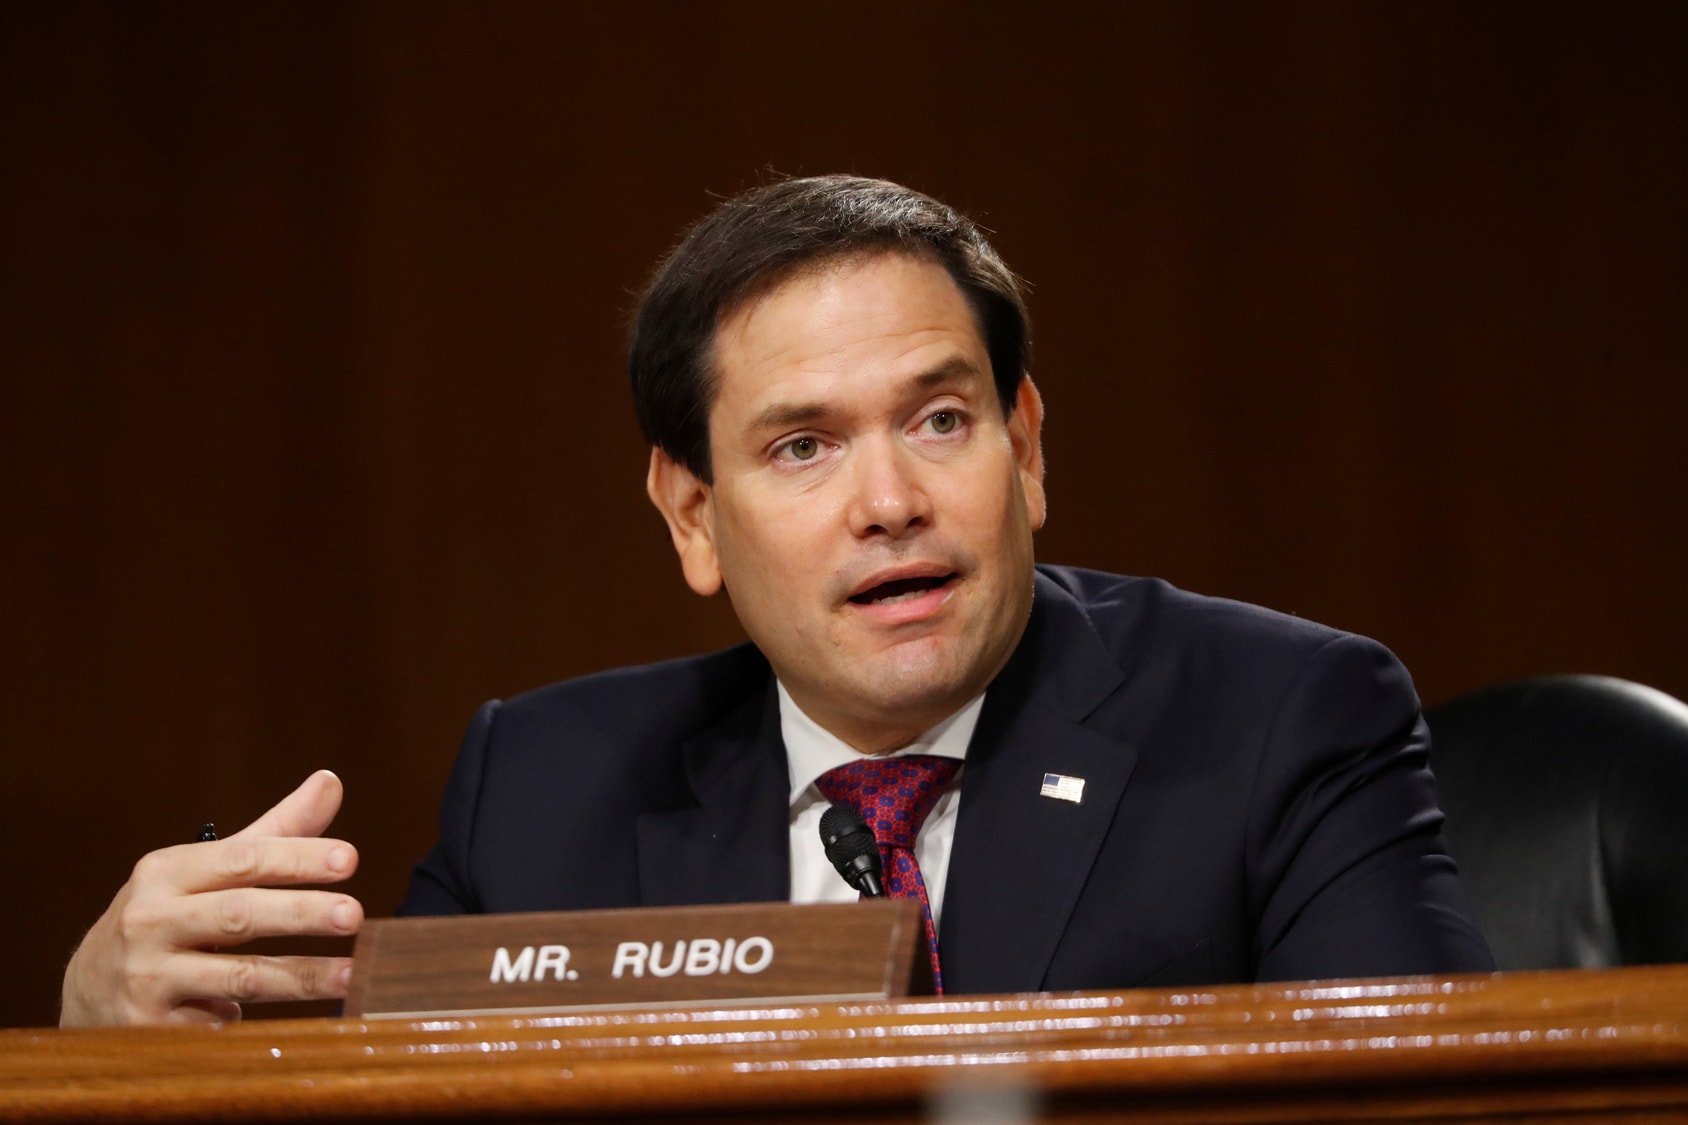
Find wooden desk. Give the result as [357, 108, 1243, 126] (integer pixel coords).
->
[5, 965, 1687, 1122]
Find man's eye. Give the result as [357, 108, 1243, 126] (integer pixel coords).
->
[784, 437, 820, 461]
[929, 412, 958, 434]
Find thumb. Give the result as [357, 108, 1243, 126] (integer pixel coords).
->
[230, 769, 344, 841]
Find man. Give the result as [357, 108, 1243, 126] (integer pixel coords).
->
[60, 176, 1493, 1027]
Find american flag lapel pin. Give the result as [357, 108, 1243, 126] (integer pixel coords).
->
[1040, 772, 1085, 804]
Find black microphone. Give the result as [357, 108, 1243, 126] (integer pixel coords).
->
[819, 805, 885, 898]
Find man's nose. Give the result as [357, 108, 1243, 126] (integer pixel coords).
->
[847, 437, 931, 539]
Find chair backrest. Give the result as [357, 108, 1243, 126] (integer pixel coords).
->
[1426, 675, 1688, 971]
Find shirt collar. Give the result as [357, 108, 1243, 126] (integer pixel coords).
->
[779, 680, 984, 806]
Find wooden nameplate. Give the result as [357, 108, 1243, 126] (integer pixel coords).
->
[344, 899, 931, 1018]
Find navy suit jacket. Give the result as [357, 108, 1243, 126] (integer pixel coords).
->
[400, 566, 1494, 991]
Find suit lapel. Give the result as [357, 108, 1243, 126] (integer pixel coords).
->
[635, 681, 791, 907]
[942, 572, 1137, 994]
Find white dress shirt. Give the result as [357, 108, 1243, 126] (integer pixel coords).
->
[782, 682, 984, 928]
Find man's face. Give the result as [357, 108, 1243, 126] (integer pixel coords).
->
[648, 252, 1045, 753]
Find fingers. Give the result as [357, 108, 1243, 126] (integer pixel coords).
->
[63, 882, 363, 1027]
[148, 835, 359, 896]
[60, 771, 362, 1029]
[160, 887, 363, 949]
[165, 952, 355, 1008]
[234, 769, 344, 841]
[130, 955, 352, 1025]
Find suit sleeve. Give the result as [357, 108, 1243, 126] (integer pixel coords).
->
[395, 700, 501, 916]
[1247, 636, 1495, 980]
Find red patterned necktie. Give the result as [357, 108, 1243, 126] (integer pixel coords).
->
[814, 754, 962, 994]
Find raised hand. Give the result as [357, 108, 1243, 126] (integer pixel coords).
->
[60, 770, 364, 1027]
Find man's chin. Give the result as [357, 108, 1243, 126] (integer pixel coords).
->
[836, 664, 982, 733]
[773, 629, 1004, 745]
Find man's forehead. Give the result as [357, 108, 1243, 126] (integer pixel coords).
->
[707, 253, 988, 406]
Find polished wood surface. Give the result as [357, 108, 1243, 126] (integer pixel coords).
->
[6, 966, 1687, 1122]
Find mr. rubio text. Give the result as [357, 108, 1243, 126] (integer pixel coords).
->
[488, 936, 775, 984]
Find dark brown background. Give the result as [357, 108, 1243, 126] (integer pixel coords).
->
[1, 1, 1683, 1029]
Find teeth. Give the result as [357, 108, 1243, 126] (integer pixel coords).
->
[873, 588, 928, 605]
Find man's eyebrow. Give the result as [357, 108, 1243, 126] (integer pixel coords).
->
[908, 355, 981, 391]
[745, 357, 984, 434]
[747, 400, 831, 433]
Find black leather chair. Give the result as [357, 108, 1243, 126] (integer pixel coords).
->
[1426, 675, 1688, 970]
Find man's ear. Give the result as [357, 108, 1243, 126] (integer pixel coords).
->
[1008, 375, 1047, 530]
[646, 448, 724, 596]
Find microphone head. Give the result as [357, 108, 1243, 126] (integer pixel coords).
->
[819, 803, 869, 849]
[818, 805, 885, 897]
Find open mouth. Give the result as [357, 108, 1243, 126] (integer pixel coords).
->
[847, 574, 957, 606]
